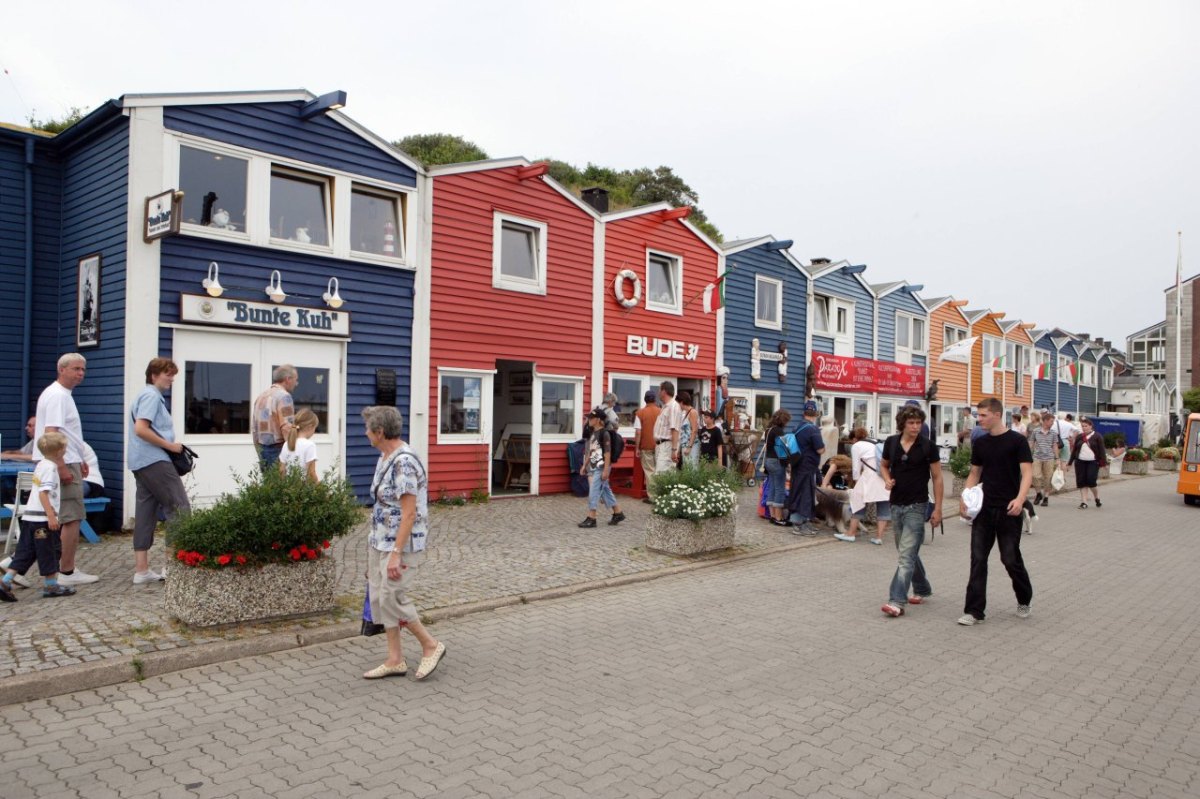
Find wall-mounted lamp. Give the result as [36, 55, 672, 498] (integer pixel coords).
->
[300, 90, 347, 120]
[202, 261, 224, 298]
[322, 277, 344, 309]
[265, 270, 287, 303]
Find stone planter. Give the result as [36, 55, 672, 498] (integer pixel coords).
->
[950, 475, 967, 499]
[646, 513, 736, 556]
[1124, 461, 1149, 475]
[1108, 454, 1125, 476]
[165, 557, 336, 627]
[1153, 459, 1179, 472]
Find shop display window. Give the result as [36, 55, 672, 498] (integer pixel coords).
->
[878, 401, 896, 437]
[179, 146, 248, 233]
[183, 361, 251, 435]
[272, 364, 329, 433]
[753, 394, 779, 430]
[270, 168, 331, 246]
[611, 377, 644, 429]
[351, 187, 404, 258]
[440, 375, 484, 435]
[540, 380, 579, 438]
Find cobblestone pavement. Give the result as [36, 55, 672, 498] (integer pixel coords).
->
[1, 472, 1196, 798]
[1, 479, 825, 680]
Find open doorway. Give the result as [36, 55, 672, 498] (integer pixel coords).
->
[493, 359, 535, 496]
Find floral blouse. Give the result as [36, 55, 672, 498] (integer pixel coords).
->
[368, 445, 429, 554]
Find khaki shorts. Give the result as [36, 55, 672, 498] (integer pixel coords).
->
[367, 548, 425, 628]
[58, 463, 86, 524]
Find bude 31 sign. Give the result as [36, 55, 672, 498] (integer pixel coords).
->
[627, 335, 700, 361]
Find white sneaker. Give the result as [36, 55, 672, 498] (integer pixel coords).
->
[1016, 604, 1031, 619]
[12, 573, 32, 588]
[132, 569, 164, 585]
[957, 614, 983, 626]
[58, 570, 99, 585]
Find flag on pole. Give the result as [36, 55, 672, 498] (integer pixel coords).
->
[1068, 362, 1079, 383]
[989, 356, 1005, 368]
[702, 275, 726, 314]
[1034, 362, 1050, 380]
[938, 336, 977, 363]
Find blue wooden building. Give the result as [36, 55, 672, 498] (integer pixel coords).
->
[807, 259, 876, 433]
[871, 280, 930, 438]
[0, 90, 423, 523]
[719, 237, 810, 428]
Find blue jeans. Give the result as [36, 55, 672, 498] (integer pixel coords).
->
[888, 502, 932, 605]
[259, 443, 283, 469]
[765, 459, 788, 508]
[588, 468, 616, 511]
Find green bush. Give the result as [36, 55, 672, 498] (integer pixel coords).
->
[1124, 447, 1151, 463]
[1103, 432, 1126, 449]
[948, 444, 973, 479]
[650, 461, 742, 520]
[1154, 447, 1180, 462]
[1157, 436, 1174, 449]
[167, 466, 362, 568]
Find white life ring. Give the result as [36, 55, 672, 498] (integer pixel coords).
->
[613, 269, 642, 308]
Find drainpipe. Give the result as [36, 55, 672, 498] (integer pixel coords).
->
[21, 138, 34, 422]
[1054, 342, 1061, 412]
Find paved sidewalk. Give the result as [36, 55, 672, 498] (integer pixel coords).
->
[0, 471, 1194, 798]
[0, 470, 1163, 699]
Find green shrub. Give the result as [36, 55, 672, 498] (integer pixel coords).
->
[1124, 447, 1151, 462]
[1102, 432, 1126, 449]
[167, 466, 362, 568]
[1157, 436, 1174, 449]
[650, 461, 742, 520]
[948, 444, 973, 479]
[1154, 447, 1180, 462]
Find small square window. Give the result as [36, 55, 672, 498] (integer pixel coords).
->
[270, 169, 330, 246]
[179, 146, 248, 233]
[897, 319, 910, 349]
[836, 307, 849, 335]
[755, 276, 782, 328]
[493, 214, 547, 294]
[813, 296, 831, 333]
[351, 187, 405, 258]
[647, 252, 681, 313]
[912, 319, 926, 353]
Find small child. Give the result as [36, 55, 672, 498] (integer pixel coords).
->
[0, 432, 77, 601]
[278, 408, 320, 482]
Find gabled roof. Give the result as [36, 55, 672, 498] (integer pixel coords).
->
[997, 319, 1021, 334]
[721, 235, 810, 282]
[426, 157, 601, 219]
[921, 296, 971, 325]
[601, 203, 723, 255]
[1163, 272, 1200, 292]
[808, 259, 876, 296]
[120, 89, 424, 174]
[962, 308, 999, 325]
[870, 281, 904, 296]
[1126, 320, 1167, 340]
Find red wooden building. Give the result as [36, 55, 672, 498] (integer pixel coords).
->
[416, 159, 602, 498]
[601, 203, 723, 438]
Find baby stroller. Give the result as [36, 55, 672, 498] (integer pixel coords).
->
[729, 429, 763, 487]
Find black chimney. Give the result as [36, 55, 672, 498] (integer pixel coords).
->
[581, 187, 609, 213]
[811, 257, 832, 266]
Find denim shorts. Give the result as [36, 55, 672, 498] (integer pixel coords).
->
[853, 500, 891, 521]
[764, 458, 788, 508]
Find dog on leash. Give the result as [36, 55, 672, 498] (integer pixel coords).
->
[814, 487, 852, 533]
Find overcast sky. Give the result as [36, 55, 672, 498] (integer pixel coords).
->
[3, 1, 1196, 346]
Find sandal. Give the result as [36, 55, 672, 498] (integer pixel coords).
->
[1079, 502, 1087, 509]
[363, 660, 408, 679]
[415, 642, 446, 680]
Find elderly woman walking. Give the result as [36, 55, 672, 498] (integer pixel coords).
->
[361, 406, 446, 681]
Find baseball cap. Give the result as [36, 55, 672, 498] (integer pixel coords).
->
[588, 407, 607, 420]
[803, 400, 819, 415]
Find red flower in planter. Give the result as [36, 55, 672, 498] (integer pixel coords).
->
[176, 550, 187, 562]
[305, 550, 318, 560]
[271, 542, 282, 550]
[236, 555, 247, 565]
[217, 554, 232, 566]
[322, 540, 331, 549]
[289, 548, 302, 561]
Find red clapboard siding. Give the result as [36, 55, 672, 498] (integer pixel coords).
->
[603, 213, 719, 403]
[428, 166, 596, 496]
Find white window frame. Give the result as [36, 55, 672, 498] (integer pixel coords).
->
[268, 165, 335, 253]
[610, 373, 653, 439]
[877, 400, 897, 438]
[1058, 355, 1073, 384]
[437, 367, 495, 445]
[751, 390, 780, 431]
[754, 276, 783, 330]
[1102, 367, 1113, 390]
[493, 212, 548, 295]
[166, 132, 415, 268]
[535, 373, 584, 443]
[895, 313, 927, 364]
[349, 183, 407, 263]
[812, 295, 832, 334]
[943, 324, 968, 349]
[645, 249, 684, 315]
[815, 293, 854, 356]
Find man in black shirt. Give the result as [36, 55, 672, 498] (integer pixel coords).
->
[697, 409, 725, 466]
[879, 404, 943, 617]
[958, 397, 1034, 625]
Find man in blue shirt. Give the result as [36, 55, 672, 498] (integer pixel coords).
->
[786, 401, 827, 535]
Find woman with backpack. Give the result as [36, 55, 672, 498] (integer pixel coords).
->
[835, 427, 891, 545]
[763, 409, 793, 527]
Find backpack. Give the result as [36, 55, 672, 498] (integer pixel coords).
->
[773, 431, 802, 464]
[608, 429, 626, 464]
[861, 438, 885, 473]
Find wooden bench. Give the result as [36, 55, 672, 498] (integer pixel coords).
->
[80, 497, 109, 543]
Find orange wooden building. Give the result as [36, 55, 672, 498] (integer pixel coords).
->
[924, 296, 972, 444]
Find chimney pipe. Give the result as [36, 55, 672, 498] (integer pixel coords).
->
[810, 257, 831, 266]
[581, 187, 609, 213]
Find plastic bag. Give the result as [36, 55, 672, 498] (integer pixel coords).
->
[1051, 468, 1066, 492]
[961, 485, 984, 521]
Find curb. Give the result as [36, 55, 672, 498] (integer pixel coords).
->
[0, 535, 834, 706]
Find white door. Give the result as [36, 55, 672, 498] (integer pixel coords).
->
[172, 329, 345, 506]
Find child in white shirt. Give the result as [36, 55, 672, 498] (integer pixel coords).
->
[1, 432, 77, 600]
[278, 408, 320, 483]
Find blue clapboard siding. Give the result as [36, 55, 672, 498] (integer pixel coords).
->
[877, 288, 926, 363]
[29, 156, 65, 394]
[912, 355, 926, 368]
[163, 103, 416, 187]
[1033, 336, 1058, 410]
[811, 335, 834, 355]
[1078, 348, 1099, 415]
[159, 237, 414, 501]
[47, 119, 130, 513]
[1057, 342, 1080, 413]
[722, 244, 808, 413]
[1097, 354, 1113, 410]
[812, 268, 873, 360]
[0, 136, 30, 442]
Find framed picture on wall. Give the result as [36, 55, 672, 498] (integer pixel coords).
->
[510, 390, 531, 405]
[509, 371, 533, 388]
[76, 253, 101, 348]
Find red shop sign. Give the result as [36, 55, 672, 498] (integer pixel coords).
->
[811, 353, 926, 397]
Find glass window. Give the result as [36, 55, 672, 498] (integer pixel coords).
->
[179, 146, 248, 232]
[350, 188, 403, 257]
[270, 169, 330, 245]
[755, 277, 780, 327]
[813, 296, 830, 332]
[647, 253, 680, 311]
[897, 318, 910, 348]
[878, 401, 895, 436]
[273, 364, 329, 433]
[852, 399, 869, 432]
[500, 221, 539, 282]
[754, 394, 778, 431]
[540, 381, 577, 436]
[836, 307, 849, 335]
[913, 318, 926, 352]
[612, 378, 643, 429]
[183, 361, 251, 435]
[944, 325, 966, 348]
[440, 375, 483, 435]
